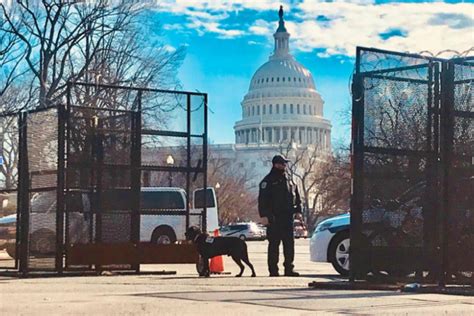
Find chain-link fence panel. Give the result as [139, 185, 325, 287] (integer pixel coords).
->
[0, 113, 20, 269]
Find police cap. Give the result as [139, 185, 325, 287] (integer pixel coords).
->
[272, 155, 289, 165]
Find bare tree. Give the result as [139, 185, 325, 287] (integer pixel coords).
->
[0, 15, 27, 99]
[207, 151, 258, 225]
[0, 1, 184, 109]
[277, 142, 350, 231]
[0, 1, 185, 190]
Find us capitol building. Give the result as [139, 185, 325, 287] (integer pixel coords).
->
[210, 7, 332, 188]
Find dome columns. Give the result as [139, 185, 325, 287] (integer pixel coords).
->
[235, 125, 331, 150]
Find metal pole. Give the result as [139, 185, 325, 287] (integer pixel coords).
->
[65, 82, 72, 269]
[130, 107, 142, 273]
[202, 94, 208, 233]
[18, 112, 29, 276]
[349, 69, 365, 282]
[439, 61, 455, 287]
[186, 93, 191, 230]
[56, 103, 66, 274]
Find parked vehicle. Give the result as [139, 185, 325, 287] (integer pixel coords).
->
[293, 219, 308, 239]
[256, 223, 267, 239]
[220, 222, 265, 240]
[310, 213, 350, 276]
[0, 213, 16, 258]
[140, 187, 219, 244]
[0, 187, 218, 258]
[310, 182, 431, 276]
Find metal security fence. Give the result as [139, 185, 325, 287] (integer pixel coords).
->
[0, 83, 207, 276]
[351, 47, 473, 285]
[0, 112, 20, 270]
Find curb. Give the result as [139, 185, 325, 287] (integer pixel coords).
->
[308, 281, 473, 296]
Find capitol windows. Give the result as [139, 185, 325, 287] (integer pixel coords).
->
[303, 104, 307, 114]
[257, 105, 260, 115]
[293, 77, 296, 82]
[309, 106, 313, 115]
[288, 77, 291, 82]
[283, 104, 287, 114]
[290, 104, 294, 114]
[271, 77, 274, 82]
[282, 77, 285, 82]
[266, 78, 269, 82]
[276, 77, 279, 82]
[276, 104, 280, 114]
[263, 104, 266, 115]
[269, 104, 273, 114]
[298, 78, 301, 82]
[252, 106, 255, 116]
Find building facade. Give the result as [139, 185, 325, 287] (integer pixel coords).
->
[210, 7, 332, 188]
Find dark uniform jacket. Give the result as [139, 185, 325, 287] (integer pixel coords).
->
[258, 167, 301, 229]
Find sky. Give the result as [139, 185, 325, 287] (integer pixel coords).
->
[145, 0, 474, 146]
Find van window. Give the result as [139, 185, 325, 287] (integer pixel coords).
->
[230, 224, 247, 230]
[31, 192, 57, 213]
[141, 191, 185, 210]
[99, 190, 132, 210]
[194, 188, 215, 208]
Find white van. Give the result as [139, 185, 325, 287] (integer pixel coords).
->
[139, 187, 219, 244]
[2, 187, 219, 258]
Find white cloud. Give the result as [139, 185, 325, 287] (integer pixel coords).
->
[293, 1, 473, 56]
[152, 0, 293, 13]
[152, 1, 474, 57]
[163, 44, 177, 52]
[163, 24, 185, 31]
[248, 19, 273, 36]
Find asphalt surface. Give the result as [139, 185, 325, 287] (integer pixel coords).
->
[0, 239, 473, 315]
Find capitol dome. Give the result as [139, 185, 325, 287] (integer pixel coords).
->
[234, 6, 331, 150]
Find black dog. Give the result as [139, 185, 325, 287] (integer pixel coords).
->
[185, 226, 256, 277]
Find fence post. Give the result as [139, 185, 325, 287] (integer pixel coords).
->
[18, 112, 29, 276]
[130, 101, 142, 273]
[439, 61, 455, 287]
[56, 103, 66, 274]
[349, 72, 365, 281]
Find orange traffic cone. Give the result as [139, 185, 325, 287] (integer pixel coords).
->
[210, 229, 225, 274]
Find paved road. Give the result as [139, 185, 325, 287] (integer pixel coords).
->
[1, 239, 473, 315]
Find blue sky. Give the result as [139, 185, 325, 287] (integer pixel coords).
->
[146, 0, 473, 145]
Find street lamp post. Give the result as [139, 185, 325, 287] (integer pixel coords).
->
[166, 154, 174, 187]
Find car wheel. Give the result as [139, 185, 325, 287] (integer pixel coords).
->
[328, 230, 350, 277]
[31, 229, 56, 256]
[151, 226, 177, 244]
[6, 242, 16, 259]
[239, 234, 246, 241]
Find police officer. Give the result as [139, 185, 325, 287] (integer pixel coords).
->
[258, 155, 302, 277]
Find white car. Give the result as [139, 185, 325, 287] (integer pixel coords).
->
[220, 222, 265, 240]
[310, 213, 350, 276]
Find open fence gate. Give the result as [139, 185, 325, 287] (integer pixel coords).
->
[64, 105, 141, 271]
[0, 83, 208, 276]
[351, 47, 473, 286]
